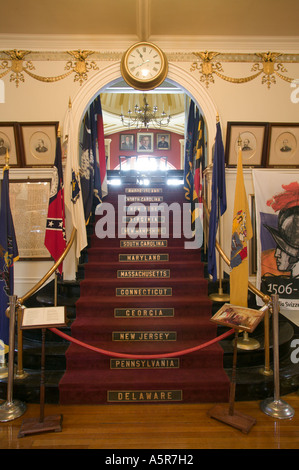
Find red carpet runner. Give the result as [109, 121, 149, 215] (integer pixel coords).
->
[59, 184, 230, 404]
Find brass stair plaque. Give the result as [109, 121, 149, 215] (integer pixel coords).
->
[117, 269, 170, 278]
[112, 331, 177, 341]
[107, 390, 183, 402]
[110, 358, 179, 369]
[119, 254, 169, 262]
[120, 240, 168, 247]
[116, 287, 172, 296]
[114, 308, 174, 318]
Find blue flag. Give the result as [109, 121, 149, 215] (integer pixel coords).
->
[208, 122, 227, 281]
[89, 101, 102, 202]
[0, 168, 19, 353]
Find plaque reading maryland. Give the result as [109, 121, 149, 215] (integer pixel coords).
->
[119, 253, 169, 262]
[114, 308, 174, 318]
[112, 331, 176, 341]
[107, 390, 183, 402]
[120, 240, 168, 248]
[116, 287, 172, 296]
[110, 358, 179, 369]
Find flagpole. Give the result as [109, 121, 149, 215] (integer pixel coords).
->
[209, 115, 229, 303]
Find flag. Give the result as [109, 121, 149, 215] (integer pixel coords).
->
[94, 96, 108, 200]
[63, 102, 87, 278]
[184, 100, 195, 202]
[0, 164, 19, 354]
[44, 134, 66, 274]
[79, 111, 94, 223]
[208, 121, 227, 281]
[230, 148, 253, 307]
[191, 112, 204, 232]
[90, 101, 102, 203]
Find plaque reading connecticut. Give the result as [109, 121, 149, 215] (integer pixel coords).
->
[116, 287, 172, 296]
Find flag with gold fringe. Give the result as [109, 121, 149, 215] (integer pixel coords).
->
[191, 111, 204, 232]
[230, 148, 253, 307]
[184, 100, 196, 202]
[0, 162, 19, 355]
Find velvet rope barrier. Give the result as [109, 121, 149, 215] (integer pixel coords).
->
[49, 327, 235, 359]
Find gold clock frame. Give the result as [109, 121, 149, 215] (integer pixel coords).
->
[120, 42, 168, 91]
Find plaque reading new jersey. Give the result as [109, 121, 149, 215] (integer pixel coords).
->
[107, 390, 183, 402]
[114, 307, 174, 318]
[116, 287, 172, 296]
[110, 358, 179, 369]
[126, 196, 163, 202]
[117, 270, 170, 278]
[125, 188, 163, 193]
[112, 331, 176, 341]
[120, 240, 168, 248]
[119, 254, 169, 262]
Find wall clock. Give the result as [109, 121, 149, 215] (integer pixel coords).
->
[121, 42, 168, 90]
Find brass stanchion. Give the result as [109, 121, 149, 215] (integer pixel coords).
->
[0, 295, 26, 422]
[260, 294, 295, 419]
[15, 306, 28, 380]
[259, 305, 273, 376]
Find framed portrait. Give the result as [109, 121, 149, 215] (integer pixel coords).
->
[19, 122, 58, 167]
[156, 133, 170, 150]
[120, 134, 135, 151]
[137, 133, 153, 153]
[0, 123, 21, 167]
[9, 179, 51, 260]
[266, 123, 299, 167]
[225, 122, 268, 167]
[211, 303, 265, 333]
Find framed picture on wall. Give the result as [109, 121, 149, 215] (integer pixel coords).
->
[137, 133, 153, 153]
[19, 122, 59, 167]
[225, 122, 268, 167]
[156, 133, 170, 150]
[0, 123, 21, 167]
[120, 134, 135, 150]
[266, 123, 299, 167]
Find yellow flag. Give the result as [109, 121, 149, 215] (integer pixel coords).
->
[230, 149, 253, 307]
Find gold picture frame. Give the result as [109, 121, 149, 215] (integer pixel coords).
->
[211, 303, 265, 333]
[19, 122, 58, 167]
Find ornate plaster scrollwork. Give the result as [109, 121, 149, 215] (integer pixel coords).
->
[190, 50, 294, 88]
[65, 50, 99, 85]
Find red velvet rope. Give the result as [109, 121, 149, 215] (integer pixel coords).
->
[49, 327, 235, 359]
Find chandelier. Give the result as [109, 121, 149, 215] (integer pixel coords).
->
[120, 95, 171, 129]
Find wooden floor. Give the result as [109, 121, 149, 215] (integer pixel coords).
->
[1, 393, 299, 450]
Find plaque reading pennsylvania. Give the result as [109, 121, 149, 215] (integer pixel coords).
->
[110, 358, 179, 369]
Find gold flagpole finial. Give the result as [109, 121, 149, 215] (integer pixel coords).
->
[3, 149, 10, 171]
[237, 134, 242, 148]
[68, 97, 72, 108]
[216, 113, 219, 123]
[57, 125, 61, 137]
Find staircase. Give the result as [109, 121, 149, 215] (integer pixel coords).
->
[58, 183, 231, 404]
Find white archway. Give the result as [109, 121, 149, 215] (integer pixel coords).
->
[68, 61, 218, 165]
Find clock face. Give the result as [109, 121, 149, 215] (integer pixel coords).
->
[121, 42, 168, 90]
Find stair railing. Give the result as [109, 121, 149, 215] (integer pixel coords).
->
[202, 198, 272, 376]
[7, 228, 76, 378]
